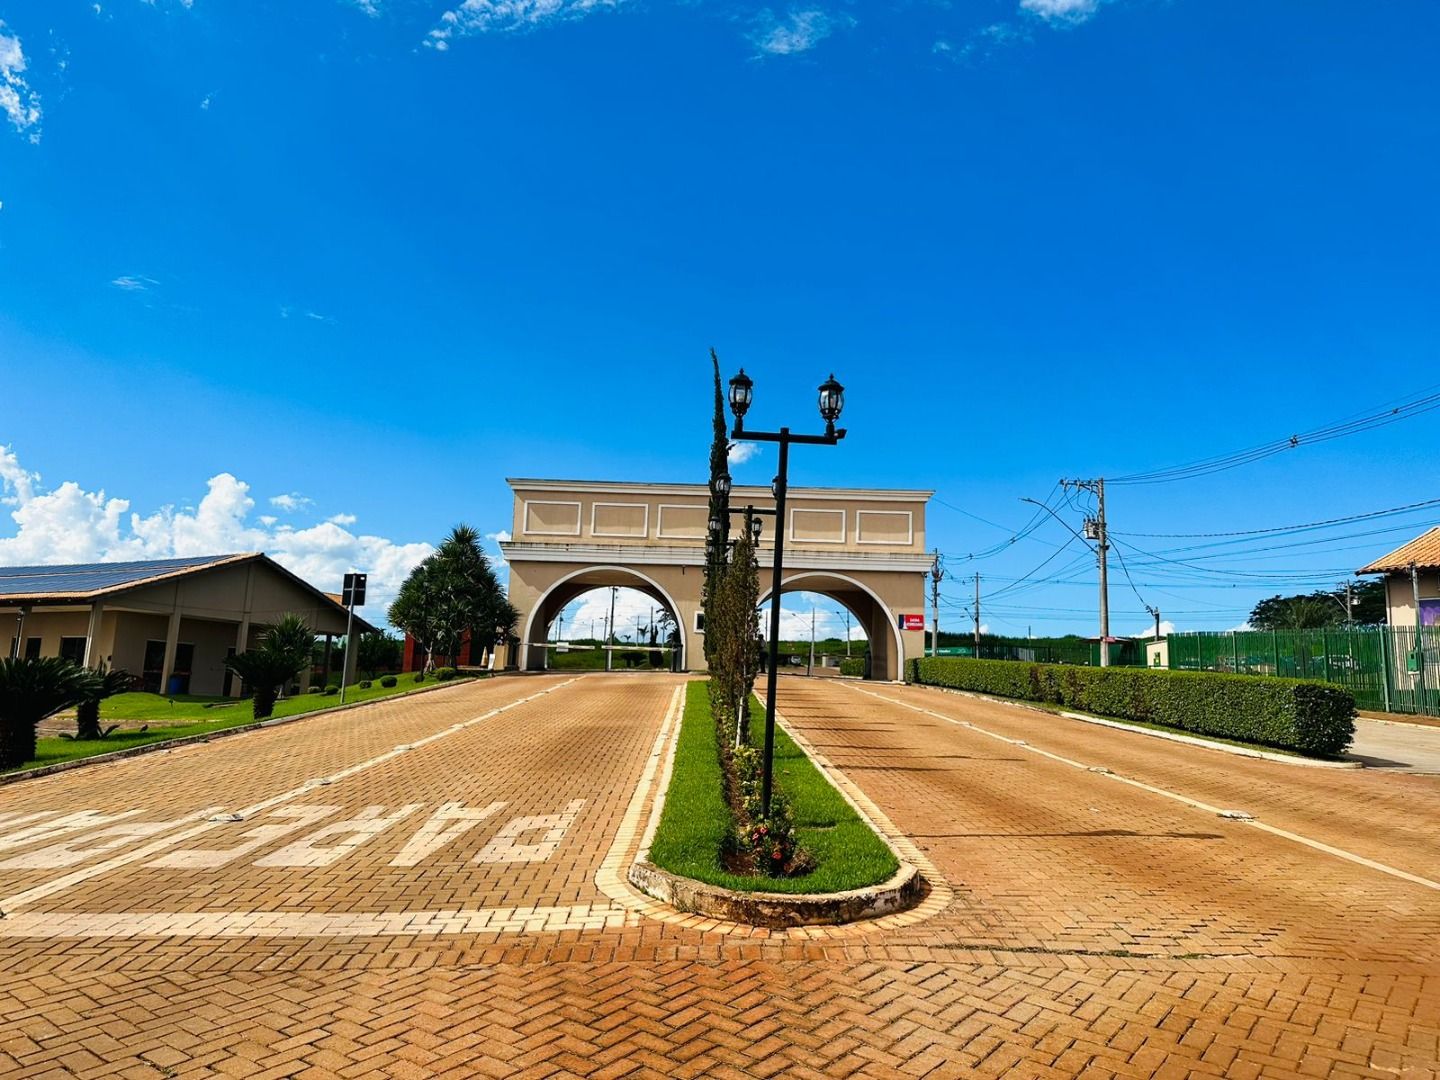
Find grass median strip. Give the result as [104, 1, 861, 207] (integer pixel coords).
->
[648, 681, 898, 895]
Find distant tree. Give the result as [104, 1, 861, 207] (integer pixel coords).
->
[1250, 580, 1388, 631]
[356, 631, 404, 678]
[389, 526, 515, 671]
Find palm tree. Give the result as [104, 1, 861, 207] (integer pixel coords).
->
[0, 657, 103, 768]
[225, 614, 315, 720]
[74, 664, 134, 740]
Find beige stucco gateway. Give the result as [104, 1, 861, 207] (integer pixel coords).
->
[500, 479, 934, 681]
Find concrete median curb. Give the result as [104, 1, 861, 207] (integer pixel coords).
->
[626, 857, 926, 928]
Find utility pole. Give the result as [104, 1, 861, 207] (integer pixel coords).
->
[1346, 581, 1355, 625]
[930, 551, 944, 657]
[842, 609, 851, 657]
[606, 586, 617, 671]
[808, 607, 816, 676]
[1148, 605, 1161, 641]
[974, 572, 981, 656]
[1062, 477, 1111, 667]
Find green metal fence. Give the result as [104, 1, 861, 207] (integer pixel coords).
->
[1166, 627, 1440, 717]
[936, 639, 1146, 667]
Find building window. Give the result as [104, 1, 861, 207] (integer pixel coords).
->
[24, 637, 41, 659]
[59, 637, 87, 664]
[694, 611, 706, 634]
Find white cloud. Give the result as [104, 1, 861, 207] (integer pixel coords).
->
[328, 512, 357, 526]
[349, 0, 382, 15]
[200, 93, 212, 110]
[111, 275, 158, 291]
[557, 587, 660, 642]
[0, 447, 432, 622]
[269, 493, 311, 512]
[0, 21, 41, 144]
[485, 529, 512, 543]
[427, 0, 622, 44]
[1133, 619, 1175, 639]
[1019, 0, 1100, 24]
[728, 442, 761, 466]
[751, 9, 845, 56]
[259, 515, 278, 527]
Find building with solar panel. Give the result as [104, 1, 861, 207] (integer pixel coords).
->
[0, 554, 375, 696]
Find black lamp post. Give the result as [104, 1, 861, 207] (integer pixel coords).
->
[727, 368, 847, 817]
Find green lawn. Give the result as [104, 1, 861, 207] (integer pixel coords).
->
[5, 675, 473, 776]
[648, 681, 898, 894]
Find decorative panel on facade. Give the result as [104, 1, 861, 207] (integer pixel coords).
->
[524, 501, 582, 536]
[790, 508, 847, 544]
[656, 504, 709, 539]
[856, 510, 913, 546]
[591, 503, 649, 538]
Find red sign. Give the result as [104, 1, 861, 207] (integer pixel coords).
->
[899, 613, 925, 632]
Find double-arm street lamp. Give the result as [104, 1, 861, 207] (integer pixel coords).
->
[727, 369, 846, 817]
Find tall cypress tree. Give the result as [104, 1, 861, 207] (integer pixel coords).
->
[703, 348, 731, 665]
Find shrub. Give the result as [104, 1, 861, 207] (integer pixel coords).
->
[324, 684, 340, 696]
[909, 657, 1355, 756]
[838, 657, 865, 678]
[307, 685, 324, 695]
[380, 675, 398, 688]
[433, 667, 457, 682]
[358, 680, 372, 690]
[413, 672, 426, 683]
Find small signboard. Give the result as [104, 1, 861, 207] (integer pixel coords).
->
[898, 613, 925, 632]
[342, 572, 367, 608]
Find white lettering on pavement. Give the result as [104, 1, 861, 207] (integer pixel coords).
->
[390, 801, 507, 867]
[149, 806, 342, 869]
[254, 804, 424, 868]
[474, 799, 585, 864]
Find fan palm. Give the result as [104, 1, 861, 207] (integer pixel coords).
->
[74, 664, 134, 740]
[225, 614, 315, 720]
[0, 657, 103, 768]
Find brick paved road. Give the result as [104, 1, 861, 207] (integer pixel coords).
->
[1, 673, 1437, 1079]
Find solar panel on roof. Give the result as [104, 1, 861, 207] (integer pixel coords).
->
[0, 555, 245, 597]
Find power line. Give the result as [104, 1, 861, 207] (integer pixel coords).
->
[1113, 496, 1440, 541]
[1108, 384, 1440, 486]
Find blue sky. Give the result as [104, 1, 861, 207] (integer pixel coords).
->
[1, 0, 1438, 641]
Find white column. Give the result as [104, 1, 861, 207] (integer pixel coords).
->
[159, 609, 181, 696]
[82, 603, 104, 668]
[231, 617, 251, 699]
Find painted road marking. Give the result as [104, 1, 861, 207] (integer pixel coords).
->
[0, 677, 581, 913]
[389, 801, 507, 867]
[0, 676, 677, 939]
[153, 806, 341, 869]
[849, 684, 1440, 894]
[475, 800, 586, 864]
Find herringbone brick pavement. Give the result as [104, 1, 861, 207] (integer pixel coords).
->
[0, 673, 1436, 1078]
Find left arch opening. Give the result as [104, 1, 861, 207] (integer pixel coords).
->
[522, 568, 686, 673]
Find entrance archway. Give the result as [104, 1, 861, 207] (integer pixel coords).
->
[758, 570, 906, 682]
[520, 565, 687, 672]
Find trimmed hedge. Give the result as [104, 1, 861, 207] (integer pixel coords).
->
[838, 658, 865, 678]
[909, 657, 1355, 757]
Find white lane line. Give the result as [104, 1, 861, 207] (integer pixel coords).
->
[0, 903, 630, 939]
[0, 677, 581, 914]
[845, 683, 1440, 894]
[595, 684, 683, 910]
